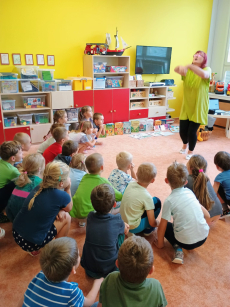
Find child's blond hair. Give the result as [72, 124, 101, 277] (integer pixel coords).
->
[28, 161, 69, 210]
[16, 154, 45, 188]
[13, 133, 30, 145]
[53, 110, 66, 123]
[137, 163, 157, 184]
[81, 121, 93, 134]
[116, 151, 133, 169]
[53, 127, 68, 142]
[71, 153, 87, 172]
[85, 153, 103, 174]
[167, 162, 188, 189]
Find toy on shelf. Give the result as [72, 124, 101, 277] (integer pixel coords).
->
[84, 44, 108, 55]
[214, 81, 224, 94]
[209, 72, 217, 93]
[227, 83, 230, 96]
[105, 123, 114, 136]
[105, 28, 130, 56]
[123, 121, 131, 134]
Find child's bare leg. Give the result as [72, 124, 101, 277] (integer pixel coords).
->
[78, 144, 88, 153]
[54, 213, 71, 238]
[96, 141, 103, 145]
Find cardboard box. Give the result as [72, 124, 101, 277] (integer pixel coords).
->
[131, 120, 140, 133]
[105, 123, 114, 136]
[136, 80, 144, 87]
[123, 121, 131, 134]
[115, 122, 123, 135]
[129, 80, 136, 88]
[130, 101, 145, 109]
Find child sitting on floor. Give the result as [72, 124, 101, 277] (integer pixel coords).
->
[69, 153, 87, 196]
[54, 140, 78, 165]
[185, 154, 222, 224]
[13, 161, 72, 256]
[78, 105, 97, 132]
[120, 163, 161, 236]
[17, 237, 103, 307]
[0, 141, 22, 223]
[38, 123, 65, 154]
[93, 112, 105, 138]
[13, 132, 31, 155]
[81, 184, 129, 278]
[154, 162, 210, 264]
[70, 153, 122, 227]
[6, 153, 45, 222]
[97, 236, 167, 307]
[43, 127, 69, 164]
[213, 151, 230, 217]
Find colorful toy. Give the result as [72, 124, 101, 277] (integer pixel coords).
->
[215, 81, 224, 94]
[115, 122, 123, 135]
[123, 121, 131, 134]
[84, 44, 108, 55]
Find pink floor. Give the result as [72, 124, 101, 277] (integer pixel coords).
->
[1, 125, 230, 306]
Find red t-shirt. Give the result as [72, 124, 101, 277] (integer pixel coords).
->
[43, 142, 62, 164]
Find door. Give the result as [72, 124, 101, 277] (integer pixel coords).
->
[73, 90, 94, 108]
[4, 127, 30, 142]
[112, 89, 130, 122]
[94, 90, 113, 123]
[30, 124, 51, 143]
[51, 91, 74, 109]
[0, 104, 5, 143]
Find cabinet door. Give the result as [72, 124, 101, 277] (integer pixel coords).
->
[130, 109, 148, 120]
[51, 91, 74, 109]
[0, 104, 5, 143]
[4, 127, 30, 142]
[112, 89, 130, 122]
[73, 90, 93, 108]
[94, 90, 113, 123]
[30, 124, 51, 144]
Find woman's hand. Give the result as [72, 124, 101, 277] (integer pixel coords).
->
[174, 65, 187, 76]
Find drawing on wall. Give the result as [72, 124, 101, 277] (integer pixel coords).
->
[12, 54, 21, 65]
[25, 54, 34, 65]
[1, 53, 9, 65]
[47, 55, 55, 66]
[37, 54, 45, 65]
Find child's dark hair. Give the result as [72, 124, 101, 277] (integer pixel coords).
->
[85, 153, 103, 174]
[40, 237, 79, 283]
[62, 140, 78, 156]
[214, 151, 230, 171]
[91, 184, 115, 214]
[0, 141, 21, 161]
[167, 162, 188, 189]
[81, 121, 93, 134]
[53, 110, 66, 123]
[53, 127, 68, 142]
[118, 236, 153, 284]
[93, 112, 103, 122]
[188, 155, 214, 211]
[78, 105, 91, 122]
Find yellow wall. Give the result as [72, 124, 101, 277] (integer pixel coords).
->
[0, 0, 213, 117]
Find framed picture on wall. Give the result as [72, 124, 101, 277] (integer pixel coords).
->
[12, 53, 21, 65]
[36, 54, 45, 65]
[0, 53, 9, 65]
[47, 55, 55, 66]
[25, 54, 34, 65]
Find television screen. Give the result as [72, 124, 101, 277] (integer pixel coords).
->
[135, 45, 172, 74]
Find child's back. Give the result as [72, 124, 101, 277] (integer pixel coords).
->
[69, 154, 87, 196]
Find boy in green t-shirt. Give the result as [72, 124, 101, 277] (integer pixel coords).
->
[70, 153, 122, 227]
[0, 141, 22, 222]
[97, 236, 167, 307]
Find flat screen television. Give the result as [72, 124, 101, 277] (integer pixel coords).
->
[135, 45, 172, 74]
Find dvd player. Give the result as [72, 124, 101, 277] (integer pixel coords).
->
[144, 82, 165, 87]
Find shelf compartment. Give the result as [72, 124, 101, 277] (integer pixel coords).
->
[3, 107, 51, 113]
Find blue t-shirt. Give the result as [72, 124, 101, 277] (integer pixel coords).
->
[13, 187, 70, 245]
[69, 168, 86, 196]
[215, 170, 230, 200]
[81, 211, 125, 276]
[23, 271, 84, 307]
[108, 169, 133, 194]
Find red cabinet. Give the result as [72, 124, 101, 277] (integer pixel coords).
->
[4, 127, 30, 142]
[112, 89, 129, 122]
[73, 90, 94, 108]
[0, 106, 4, 143]
[130, 109, 148, 120]
[94, 90, 113, 123]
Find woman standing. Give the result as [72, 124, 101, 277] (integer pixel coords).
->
[175, 51, 211, 160]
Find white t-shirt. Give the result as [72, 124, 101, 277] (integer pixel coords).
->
[37, 137, 55, 154]
[162, 187, 209, 244]
[69, 132, 88, 144]
[120, 181, 154, 229]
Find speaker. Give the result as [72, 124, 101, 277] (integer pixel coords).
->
[160, 79, 175, 86]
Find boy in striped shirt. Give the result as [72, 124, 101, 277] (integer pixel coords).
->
[17, 237, 103, 307]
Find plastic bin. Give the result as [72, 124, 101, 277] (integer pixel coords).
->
[16, 66, 39, 79]
[93, 62, 106, 73]
[20, 80, 39, 92]
[0, 80, 19, 93]
[4, 116, 17, 127]
[2, 99, 16, 110]
[66, 108, 79, 121]
[33, 112, 49, 124]
[22, 95, 46, 108]
[40, 80, 57, 92]
[106, 76, 123, 88]
[94, 78, 105, 89]
[38, 69, 55, 80]
[105, 66, 127, 72]
[56, 80, 72, 91]
[0, 72, 18, 79]
[69, 77, 93, 91]
[18, 113, 33, 125]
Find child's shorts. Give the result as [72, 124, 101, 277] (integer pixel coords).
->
[12, 224, 57, 252]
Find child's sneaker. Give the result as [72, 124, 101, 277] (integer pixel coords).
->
[0, 227, 5, 239]
[28, 250, 41, 257]
[172, 245, 184, 264]
[143, 227, 155, 236]
[0, 212, 10, 223]
[179, 148, 187, 154]
[79, 221, 86, 227]
[219, 209, 230, 219]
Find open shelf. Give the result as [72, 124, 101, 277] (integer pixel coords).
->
[3, 107, 51, 113]
[129, 107, 148, 110]
[0, 91, 50, 96]
[4, 123, 51, 129]
[149, 95, 166, 98]
[130, 97, 148, 100]
[94, 72, 129, 75]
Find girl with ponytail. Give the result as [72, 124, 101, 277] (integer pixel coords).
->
[13, 161, 72, 256]
[186, 155, 222, 224]
[6, 153, 45, 222]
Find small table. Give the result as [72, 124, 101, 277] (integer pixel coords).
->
[210, 114, 230, 138]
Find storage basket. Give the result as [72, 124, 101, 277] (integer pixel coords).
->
[136, 80, 144, 87]
[129, 80, 136, 88]
[200, 131, 212, 141]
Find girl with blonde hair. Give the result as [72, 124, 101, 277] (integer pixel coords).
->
[12, 161, 72, 256]
[69, 153, 87, 196]
[6, 153, 45, 222]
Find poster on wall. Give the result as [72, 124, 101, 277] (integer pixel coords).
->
[47, 55, 55, 66]
[12, 54, 21, 65]
[37, 54, 45, 65]
[25, 54, 34, 65]
[0, 53, 9, 65]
